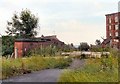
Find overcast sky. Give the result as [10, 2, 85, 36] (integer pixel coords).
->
[0, 0, 119, 45]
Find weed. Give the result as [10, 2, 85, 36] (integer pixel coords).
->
[2, 56, 72, 79]
[59, 56, 118, 82]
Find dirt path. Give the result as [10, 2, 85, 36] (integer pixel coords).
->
[68, 59, 85, 69]
[2, 59, 85, 83]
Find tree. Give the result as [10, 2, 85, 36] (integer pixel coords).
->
[95, 39, 101, 46]
[78, 42, 90, 51]
[2, 35, 15, 56]
[6, 9, 39, 38]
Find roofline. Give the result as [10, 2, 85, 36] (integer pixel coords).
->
[37, 35, 57, 38]
[15, 39, 47, 42]
[105, 12, 120, 16]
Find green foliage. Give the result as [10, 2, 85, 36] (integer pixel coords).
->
[90, 45, 110, 52]
[59, 68, 118, 82]
[27, 44, 76, 57]
[101, 56, 113, 71]
[2, 56, 72, 79]
[6, 9, 39, 38]
[2, 36, 16, 56]
[27, 45, 58, 57]
[109, 48, 120, 57]
[95, 39, 101, 45]
[62, 44, 75, 52]
[78, 42, 90, 51]
[3, 9, 39, 56]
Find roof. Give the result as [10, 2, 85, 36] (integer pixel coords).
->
[15, 35, 63, 43]
[105, 12, 120, 16]
[15, 38, 47, 42]
[102, 37, 112, 45]
[38, 35, 59, 40]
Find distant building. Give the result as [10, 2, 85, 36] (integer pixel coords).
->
[14, 35, 65, 58]
[102, 12, 120, 49]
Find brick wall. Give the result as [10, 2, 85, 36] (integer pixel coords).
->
[105, 12, 120, 49]
[14, 36, 65, 57]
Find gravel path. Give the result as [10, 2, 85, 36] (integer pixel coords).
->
[2, 59, 85, 83]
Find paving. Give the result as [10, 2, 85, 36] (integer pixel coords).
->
[2, 59, 85, 83]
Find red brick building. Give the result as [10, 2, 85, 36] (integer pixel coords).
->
[14, 35, 65, 58]
[102, 12, 120, 49]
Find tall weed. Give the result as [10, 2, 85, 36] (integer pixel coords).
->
[2, 56, 72, 79]
[59, 56, 118, 82]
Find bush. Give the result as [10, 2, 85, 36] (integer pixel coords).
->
[81, 54, 86, 59]
[2, 36, 15, 56]
[109, 48, 120, 57]
[90, 46, 110, 52]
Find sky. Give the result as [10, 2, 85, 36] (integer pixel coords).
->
[0, 0, 119, 45]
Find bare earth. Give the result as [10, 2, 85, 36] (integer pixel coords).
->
[2, 59, 85, 83]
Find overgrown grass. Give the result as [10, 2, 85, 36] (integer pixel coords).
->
[0, 57, 2, 80]
[1, 56, 72, 79]
[59, 56, 118, 82]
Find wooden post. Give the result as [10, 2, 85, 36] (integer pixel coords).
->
[15, 48, 18, 59]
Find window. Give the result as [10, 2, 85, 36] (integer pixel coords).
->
[110, 33, 112, 36]
[115, 16, 118, 22]
[115, 25, 118, 30]
[115, 32, 118, 36]
[109, 17, 111, 23]
[109, 25, 111, 30]
[114, 39, 119, 42]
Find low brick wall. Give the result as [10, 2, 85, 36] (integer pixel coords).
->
[61, 51, 110, 58]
